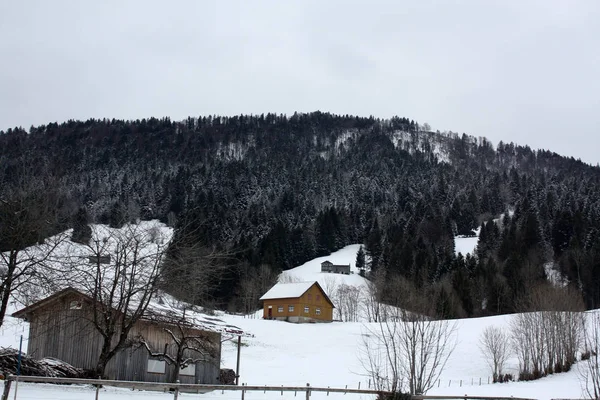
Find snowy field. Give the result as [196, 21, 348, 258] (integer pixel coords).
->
[0, 244, 592, 399]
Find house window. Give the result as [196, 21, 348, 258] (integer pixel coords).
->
[278, 306, 283, 313]
[316, 295, 321, 302]
[307, 294, 312, 300]
[147, 359, 166, 374]
[316, 308, 321, 316]
[304, 306, 309, 314]
[180, 363, 195, 376]
[288, 305, 294, 312]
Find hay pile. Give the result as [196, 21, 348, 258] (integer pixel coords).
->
[0, 347, 84, 378]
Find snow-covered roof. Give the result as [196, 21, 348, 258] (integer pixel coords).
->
[259, 281, 317, 301]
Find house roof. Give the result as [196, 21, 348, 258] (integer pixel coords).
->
[321, 260, 350, 267]
[12, 287, 247, 336]
[12, 287, 91, 319]
[259, 281, 335, 307]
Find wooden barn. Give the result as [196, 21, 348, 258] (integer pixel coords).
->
[12, 288, 222, 384]
[259, 281, 334, 323]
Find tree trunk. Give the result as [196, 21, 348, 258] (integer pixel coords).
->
[95, 341, 114, 378]
[0, 251, 17, 329]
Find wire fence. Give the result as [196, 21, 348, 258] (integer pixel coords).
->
[1, 375, 539, 400]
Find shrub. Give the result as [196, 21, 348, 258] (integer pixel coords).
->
[377, 392, 411, 400]
[581, 350, 592, 361]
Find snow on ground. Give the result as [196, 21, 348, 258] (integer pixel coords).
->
[454, 227, 480, 257]
[0, 244, 593, 399]
[454, 235, 479, 256]
[280, 244, 368, 290]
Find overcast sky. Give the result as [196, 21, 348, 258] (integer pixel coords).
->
[1, 1, 599, 164]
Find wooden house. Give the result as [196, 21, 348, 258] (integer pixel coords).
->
[320, 260, 351, 274]
[259, 281, 334, 323]
[12, 288, 221, 384]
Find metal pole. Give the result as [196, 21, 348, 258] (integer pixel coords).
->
[95, 376, 101, 400]
[13, 336, 23, 400]
[235, 336, 241, 385]
[16, 336, 22, 376]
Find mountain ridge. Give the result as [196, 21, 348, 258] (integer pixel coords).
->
[2, 112, 599, 314]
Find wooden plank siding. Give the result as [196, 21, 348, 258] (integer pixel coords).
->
[16, 290, 221, 384]
[262, 283, 333, 322]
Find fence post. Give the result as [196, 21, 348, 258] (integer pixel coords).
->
[306, 383, 310, 400]
[241, 383, 245, 400]
[173, 380, 180, 400]
[95, 376, 101, 400]
[1, 378, 11, 400]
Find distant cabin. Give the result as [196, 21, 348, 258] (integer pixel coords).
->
[88, 254, 111, 264]
[12, 288, 222, 384]
[259, 281, 334, 323]
[320, 260, 351, 275]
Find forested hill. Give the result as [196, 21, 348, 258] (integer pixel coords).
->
[2, 112, 600, 315]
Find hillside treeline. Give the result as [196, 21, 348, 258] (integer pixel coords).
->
[1, 112, 600, 314]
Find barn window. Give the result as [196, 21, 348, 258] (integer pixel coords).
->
[180, 363, 195, 376]
[277, 306, 283, 313]
[69, 300, 82, 310]
[316, 308, 321, 316]
[288, 305, 294, 312]
[304, 306, 309, 314]
[147, 359, 166, 374]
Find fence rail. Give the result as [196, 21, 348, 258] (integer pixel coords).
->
[1, 375, 538, 400]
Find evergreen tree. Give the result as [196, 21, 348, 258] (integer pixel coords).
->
[71, 207, 92, 244]
[356, 245, 366, 277]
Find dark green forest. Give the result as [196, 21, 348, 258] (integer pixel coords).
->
[2, 112, 600, 315]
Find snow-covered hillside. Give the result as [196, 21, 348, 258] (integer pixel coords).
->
[0, 243, 593, 399]
[280, 244, 368, 289]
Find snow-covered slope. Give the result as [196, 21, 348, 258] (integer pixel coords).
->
[0, 243, 592, 399]
[280, 244, 368, 289]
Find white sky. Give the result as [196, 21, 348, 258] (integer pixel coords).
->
[1, 1, 599, 164]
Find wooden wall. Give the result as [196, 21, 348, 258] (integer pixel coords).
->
[24, 293, 221, 384]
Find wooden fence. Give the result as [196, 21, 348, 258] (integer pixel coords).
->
[1, 375, 539, 400]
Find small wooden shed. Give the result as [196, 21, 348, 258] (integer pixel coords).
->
[12, 288, 222, 384]
[259, 281, 334, 323]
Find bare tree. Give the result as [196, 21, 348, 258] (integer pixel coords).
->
[159, 239, 237, 308]
[360, 278, 457, 395]
[62, 222, 171, 377]
[237, 264, 278, 314]
[321, 275, 338, 298]
[279, 273, 301, 284]
[0, 175, 65, 327]
[582, 312, 600, 399]
[137, 308, 220, 383]
[335, 284, 362, 322]
[479, 325, 510, 382]
[363, 270, 385, 323]
[511, 284, 584, 380]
